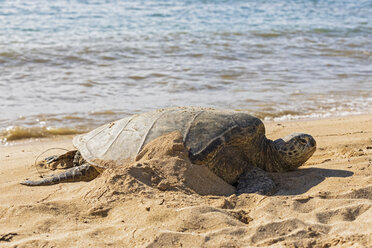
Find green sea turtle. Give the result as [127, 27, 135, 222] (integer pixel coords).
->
[21, 107, 316, 195]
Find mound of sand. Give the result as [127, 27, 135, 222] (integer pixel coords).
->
[83, 131, 235, 202]
[0, 115, 371, 247]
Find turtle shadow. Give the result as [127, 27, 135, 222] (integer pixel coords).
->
[271, 167, 354, 196]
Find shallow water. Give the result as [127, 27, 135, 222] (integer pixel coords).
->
[1, 0, 371, 141]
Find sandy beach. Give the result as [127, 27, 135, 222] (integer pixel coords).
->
[0, 114, 371, 247]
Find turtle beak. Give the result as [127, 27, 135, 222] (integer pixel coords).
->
[305, 137, 317, 161]
[308, 137, 316, 151]
[310, 137, 316, 147]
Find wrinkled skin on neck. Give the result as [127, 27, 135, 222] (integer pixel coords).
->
[257, 133, 316, 172]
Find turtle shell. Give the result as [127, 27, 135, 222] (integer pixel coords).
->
[73, 107, 265, 176]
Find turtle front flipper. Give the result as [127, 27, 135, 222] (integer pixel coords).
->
[236, 166, 276, 195]
[20, 163, 100, 186]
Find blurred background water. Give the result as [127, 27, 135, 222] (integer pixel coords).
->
[1, 0, 371, 142]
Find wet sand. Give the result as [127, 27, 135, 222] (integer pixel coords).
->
[0, 115, 371, 247]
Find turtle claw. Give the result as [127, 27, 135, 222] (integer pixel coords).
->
[44, 155, 59, 164]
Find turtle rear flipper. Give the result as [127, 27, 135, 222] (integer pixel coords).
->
[236, 166, 277, 195]
[38, 150, 78, 170]
[20, 163, 99, 186]
[44, 155, 60, 164]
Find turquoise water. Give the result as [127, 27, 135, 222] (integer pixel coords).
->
[1, 0, 371, 141]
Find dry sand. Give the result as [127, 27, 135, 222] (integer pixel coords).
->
[0, 115, 371, 248]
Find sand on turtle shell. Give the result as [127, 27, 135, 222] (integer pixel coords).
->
[0, 115, 371, 247]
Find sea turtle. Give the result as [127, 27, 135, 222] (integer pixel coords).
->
[21, 107, 316, 195]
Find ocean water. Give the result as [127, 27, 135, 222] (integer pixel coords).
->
[1, 0, 371, 142]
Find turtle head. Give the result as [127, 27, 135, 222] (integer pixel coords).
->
[274, 133, 316, 170]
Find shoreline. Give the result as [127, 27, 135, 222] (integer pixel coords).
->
[264, 112, 372, 125]
[2, 112, 372, 146]
[0, 114, 371, 247]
